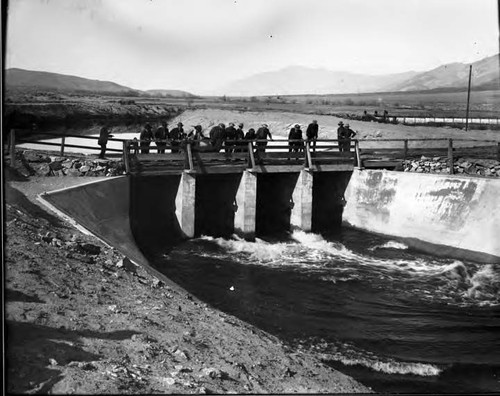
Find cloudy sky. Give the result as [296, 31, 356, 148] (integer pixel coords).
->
[5, 0, 499, 94]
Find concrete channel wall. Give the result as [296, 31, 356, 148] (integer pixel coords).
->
[39, 169, 499, 266]
[343, 169, 500, 263]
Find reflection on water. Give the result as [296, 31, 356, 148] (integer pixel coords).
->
[154, 228, 500, 394]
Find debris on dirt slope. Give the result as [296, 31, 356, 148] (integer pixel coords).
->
[5, 178, 372, 394]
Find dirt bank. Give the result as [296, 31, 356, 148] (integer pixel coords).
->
[170, 109, 500, 144]
[4, 171, 372, 394]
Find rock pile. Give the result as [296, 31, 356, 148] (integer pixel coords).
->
[402, 156, 500, 177]
[15, 150, 125, 177]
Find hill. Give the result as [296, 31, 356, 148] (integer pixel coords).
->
[220, 66, 419, 96]
[220, 54, 499, 96]
[5, 68, 139, 94]
[4, 69, 197, 98]
[387, 54, 500, 91]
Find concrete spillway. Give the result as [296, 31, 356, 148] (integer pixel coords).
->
[39, 170, 500, 267]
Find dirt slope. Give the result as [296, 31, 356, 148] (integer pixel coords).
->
[4, 173, 372, 394]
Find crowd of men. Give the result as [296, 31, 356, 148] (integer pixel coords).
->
[97, 119, 358, 157]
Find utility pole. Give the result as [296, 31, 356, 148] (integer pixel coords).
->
[465, 65, 472, 132]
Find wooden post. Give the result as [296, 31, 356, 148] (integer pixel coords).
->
[497, 142, 500, 162]
[60, 136, 66, 157]
[403, 139, 408, 160]
[355, 140, 362, 169]
[448, 138, 454, 175]
[248, 141, 256, 169]
[123, 141, 130, 174]
[10, 129, 15, 167]
[186, 142, 194, 171]
[305, 141, 313, 169]
[465, 65, 472, 131]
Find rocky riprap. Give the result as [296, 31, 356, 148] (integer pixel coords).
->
[12, 150, 125, 177]
[402, 156, 500, 177]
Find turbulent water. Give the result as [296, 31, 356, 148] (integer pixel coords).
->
[154, 228, 500, 394]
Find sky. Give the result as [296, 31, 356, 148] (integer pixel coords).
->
[5, 0, 500, 95]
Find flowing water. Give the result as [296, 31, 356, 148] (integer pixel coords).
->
[153, 228, 500, 394]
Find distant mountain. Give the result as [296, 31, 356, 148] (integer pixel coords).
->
[220, 66, 419, 96]
[5, 68, 139, 94]
[220, 54, 499, 96]
[4, 68, 197, 97]
[386, 54, 500, 91]
[145, 89, 197, 98]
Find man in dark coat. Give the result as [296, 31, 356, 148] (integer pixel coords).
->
[224, 122, 237, 153]
[288, 124, 303, 153]
[139, 123, 153, 154]
[235, 123, 245, 152]
[98, 124, 114, 159]
[154, 121, 168, 154]
[337, 121, 346, 153]
[244, 128, 256, 140]
[209, 123, 226, 152]
[306, 120, 319, 152]
[343, 123, 357, 152]
[169, 122, 185, 153]
[256, 124, 273, 156]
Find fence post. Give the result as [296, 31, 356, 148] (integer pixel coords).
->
[60, 136, 66, 157]
[186, 142, 194, 171]
[305, 141, 313, 169]
[10, 129, 16, 167]
[123, 141, 130, 174]
[497, 142, 500, 162]
[403, 139, 408, 160]
[448, 138, 454, 175]
[248, 141, 256, 169]
[355, 140, 362, 169]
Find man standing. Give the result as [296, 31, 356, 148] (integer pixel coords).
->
[98, 124, 114, 159]
[224, 122, 237, 153]
[337, 121, 346, 153]
[154, 121, 168, 154]
[235, 123, 245, 152]
[256, 123, 273, 157]
[343, 123, 357, 152]
[209, 123, 226, 152]
[140, 123, 153, 154]
[288, 124, 303, 153]
[169, 122, 185, 153]
[306, 120, 319, 152]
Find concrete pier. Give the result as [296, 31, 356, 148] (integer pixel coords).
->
[234, 170, 257, 238]
[175, 171, 196, 238]
[291, 170, 313, 231]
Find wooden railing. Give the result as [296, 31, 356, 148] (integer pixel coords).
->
[122, 138, 358, 175]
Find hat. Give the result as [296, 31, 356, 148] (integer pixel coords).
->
[262, 124, 268, 128]
[312, 120, 317, 123]
[229, 122, 235, 127]
[338, 121, 344, 125]
[194, 125, 202, 130]
[238, 123, 244, 127]
[178, 122, 183, 126]
[295, 124, 300, 128]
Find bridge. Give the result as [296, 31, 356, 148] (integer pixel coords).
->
[122, 139, 360, 175]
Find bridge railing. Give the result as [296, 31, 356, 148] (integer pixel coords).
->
[122, 138, 358, 174]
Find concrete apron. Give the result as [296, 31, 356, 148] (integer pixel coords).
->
[343, 169, 500, 264]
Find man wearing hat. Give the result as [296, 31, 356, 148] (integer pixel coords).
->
[225, 122, 237, 153]
[234, 123, 245, 152]
[209, 123, 226, 152]
[256, 123, 273, 158]
[288, 124, 303, 153]
[154, 121, 168, 154]
[306, 120, 319, 153]
[169, 122, 185, 153]
[343, 123, 357, 152]
[337, 121, 347, 153]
